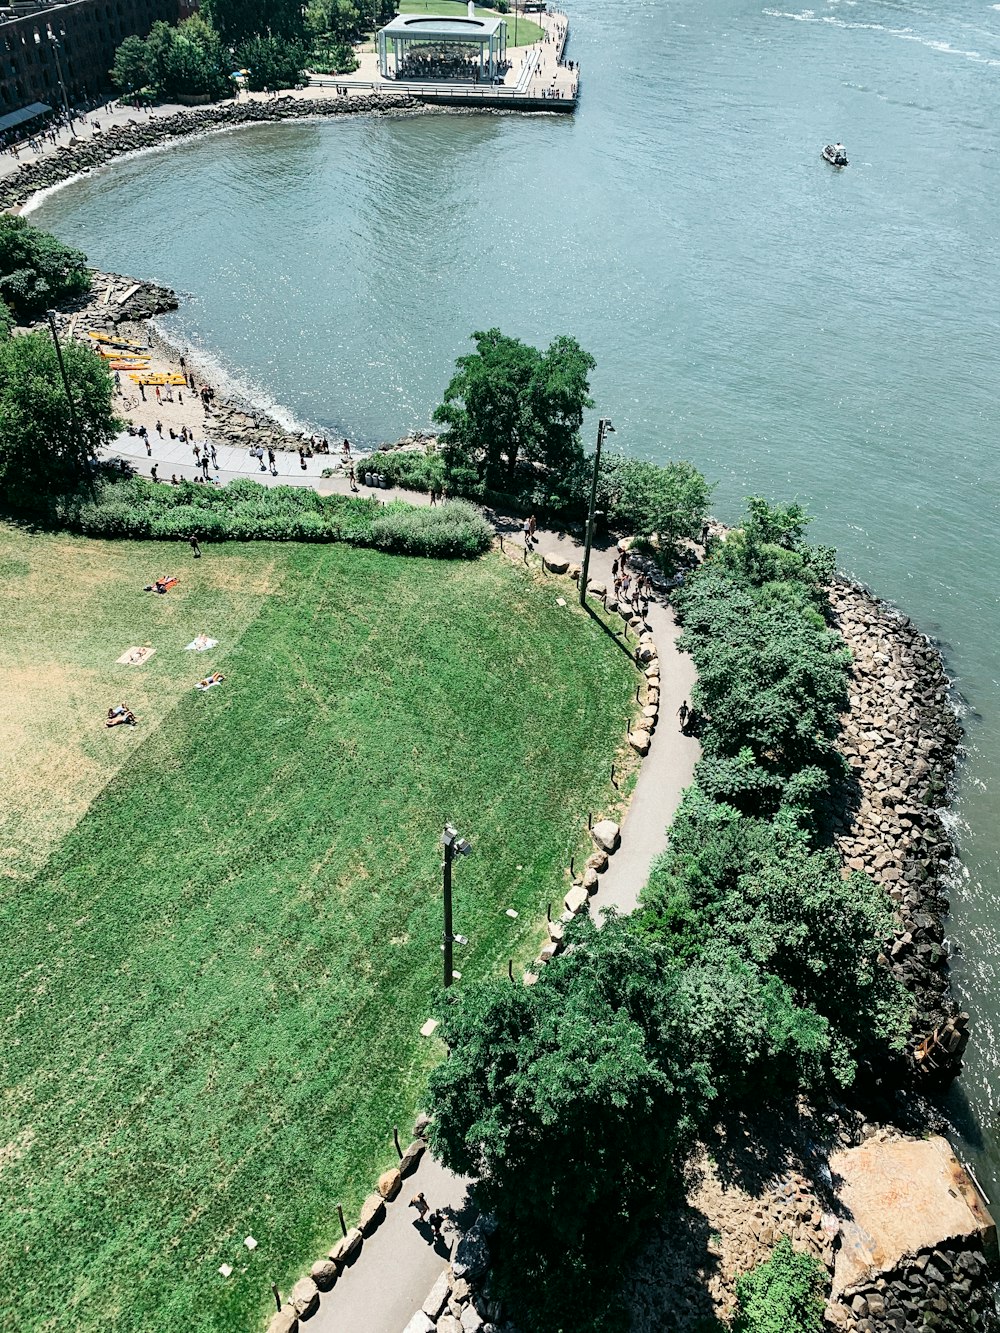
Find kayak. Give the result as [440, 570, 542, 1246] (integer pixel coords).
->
[88, 331, 149, 352]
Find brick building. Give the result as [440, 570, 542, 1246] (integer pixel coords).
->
[0, 0, 185, 118]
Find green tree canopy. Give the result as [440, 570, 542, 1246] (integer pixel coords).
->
[111, 18, 230, 100]
[0, 299, 13, 341]
[434, 328, 595, 489]
[733, 1237, 827, 1333]
[235, 35, 308, 90]
[0, 217, 90, 324]
[202, 0, 306, 44]
[597, 454, 714, 546]
[0, 332, 120, 507]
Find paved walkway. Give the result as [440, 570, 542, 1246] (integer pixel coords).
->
[103, 432, 700, 1333]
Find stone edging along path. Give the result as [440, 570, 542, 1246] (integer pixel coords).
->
[0, 92, 426, 214]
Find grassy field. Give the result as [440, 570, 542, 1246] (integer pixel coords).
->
[396, 0, 544, 47]
[0, 525, 637, 1333]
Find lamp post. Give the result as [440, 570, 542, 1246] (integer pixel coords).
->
[46, 310, 82, 452]
[441, 824, 471, 989]
[48, 32, 72, 127]
[579, 416, 614, 606]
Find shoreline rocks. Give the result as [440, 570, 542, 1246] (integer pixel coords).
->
[826, 577, 964, 1062]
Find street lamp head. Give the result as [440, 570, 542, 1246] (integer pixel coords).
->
[604, 419, 615, 433]
[442, 824, 458, 847]
[454, 837, 472, 857]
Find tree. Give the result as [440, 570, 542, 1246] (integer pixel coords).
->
[428, 914, 706, 1332]
[203, 0, 306, 44]
[0, 217, 91, 324]
[733, 1238, 827, 1333]
[235, 35, 308, 90]
[110, 34, 150, 93]
[0, 333, 120, 507]
[0, 299, 13, 341]
[597, 455, 713, 546]
[434, 328, 595, 489]
[716, 496, 836, 593]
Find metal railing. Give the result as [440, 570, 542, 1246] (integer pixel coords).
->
[307, 77, 574, 102]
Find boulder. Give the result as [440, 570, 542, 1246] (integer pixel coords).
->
[637, 644, 656, 663]
[309, 1259, 338, 1292]
[438, 1318, 464, 1333]
[582, 867, 599, 892]
[358, 1192, 385, 1235]
[267, 1311, 299, 1333]
[461, 1305, 485, 1333]
[413, 1112, 432, 1139]
[568, 563, 581, 580]
[452, 1226, 490, 1281]
[328, 1226, 363, 1267]
[547, 919, 565, 943]
[586, 849, 609, 873]
[422, 1269, 452, 1319]
[629, 729, 651, 755]
[402, 1314, 435, 1333]
[400, 1139, 425, 1178]
[587, 581, 607, 597]
[378, 1167, 402, 1200]
[538, 941, 560, 963]
[591, 820, 620, 853]
[642, 704, 658, 723]
[564, 885, 589, 915]
[544, 553, 569, 574]
[289, 1277, 320, 1320]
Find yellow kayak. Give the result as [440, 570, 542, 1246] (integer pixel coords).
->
[88, 331, 149, 353]
[128, 372, 188, 386]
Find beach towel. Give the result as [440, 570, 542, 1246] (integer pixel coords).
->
[184, 636, 219, 652]
[116, 646, 156, 666]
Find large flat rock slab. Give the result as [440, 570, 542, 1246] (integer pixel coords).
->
[830, 1134, 996, 1296]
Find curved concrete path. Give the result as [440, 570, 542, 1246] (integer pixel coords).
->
[99, 435, 701, 1333]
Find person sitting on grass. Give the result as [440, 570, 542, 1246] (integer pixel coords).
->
[195, 671, 225, 691]
[106, 703, 137, 727]
[144, 575, 179, 594]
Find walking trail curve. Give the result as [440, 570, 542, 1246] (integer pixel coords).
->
[99, 434, 701, 1333]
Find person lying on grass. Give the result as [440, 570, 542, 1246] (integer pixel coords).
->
[143, 576, 179, 594]
[106, 703, 137, 727]
[195, 671, 225, 691]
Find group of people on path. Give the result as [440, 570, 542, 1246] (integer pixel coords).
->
[611, 557, 654, 619]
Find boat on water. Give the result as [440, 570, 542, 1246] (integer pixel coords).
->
[822, 143, 848, 167]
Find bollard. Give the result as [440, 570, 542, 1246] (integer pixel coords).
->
[523, 545, 528, 565]
[611, 764, 617, 788]
[569, 855, 575, 876]
[499, 533, 504, 552]
[508, 959, 514, 983]
[337, 1204, 347, 1238]
[547, 902, 552, 922]
[635, 683, 641, 703]
[393, 1126, 402, 1159]
[587, 812, 593, 829]
[271, 1283, 282, 1312]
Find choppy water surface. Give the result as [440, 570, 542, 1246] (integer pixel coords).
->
[32, 0, 1000, 1194]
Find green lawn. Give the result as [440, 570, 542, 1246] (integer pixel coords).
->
[0, 529, 636, 1333]
[396, 0, 544, 47]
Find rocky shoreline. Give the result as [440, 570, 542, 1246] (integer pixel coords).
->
[827, 577, 965, 1067]
[0, 93, 424, 214]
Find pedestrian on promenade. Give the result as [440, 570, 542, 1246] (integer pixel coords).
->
[409, 1192, 429, 1221]
[202, 456, 211, 481]
[144, 435, 152, 457]
[428, 1210, 444, 1242]
[678, 700, 689, 733]
[211, 445, 219, 469]
[190, 535, 201, 559]
[139, 383, 146, 402]
[267, 447, 276, 474]
[528, 513, 537, 543]
[170, 474, 180, 485]
[155, 419, 163, 437]
[155, 385, 162, 403]
[150, 464, 158, 482]
[349, 465, 358, 493]
[429, 487, 437, 507]
[522, 518, 531, 545]
[193, 442, 201, 465]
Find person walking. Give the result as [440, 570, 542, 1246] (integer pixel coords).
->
[144, 435, 152, 457]
[267, 447, 276, 474]
[678, 700, 689, 733]
[522, 517, 531, 545]
[409, 1192, 429, 1222]
[193, 442, 201, 466]
[528, 513, 537, 543]
[210, 444, 218, 469]
[429, 486, 437, 507]
[150, 464, 158, 482]
[427, 1209, 444, 1242]
[155, 419, 163, 437]
[139, 382, 146, 402]
[189, 534, 202, 559]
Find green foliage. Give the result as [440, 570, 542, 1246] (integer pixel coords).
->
[369, 499, 493, 558]
[202, 0, 307, 44]
[49, 475, 491, 558]
[676, 564, 851, 774]
[358, 448, 446, 494]
[235, 35, 308, 90]
[434, 327, 595, 490]
[429, 915, 708, 1333]
[308, 38, 360, 73]
[0, 333, 119, 505]
[111, 17, 230, 100]
[596, 455, 714, 548]
[0, 216, 90, 322]
[0, 531, 635, 1333]
[733, 1237, 827, 1333]
[715, 496, 836, 592]
[307, 0, 369, 45]
[0, 298, 13, 340]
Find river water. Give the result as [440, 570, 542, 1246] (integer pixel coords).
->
[30, 0, 1000, 1195]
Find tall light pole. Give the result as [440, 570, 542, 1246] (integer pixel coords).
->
[48, 32, 72, 126]
[441, 824, 471, 989]
[46, 310, 82, 452]
[579, 416, 614, 606]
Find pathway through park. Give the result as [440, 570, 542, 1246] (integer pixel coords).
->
[100, 434, 701, 1333]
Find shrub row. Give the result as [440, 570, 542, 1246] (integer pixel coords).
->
[56, 475, 493, 559]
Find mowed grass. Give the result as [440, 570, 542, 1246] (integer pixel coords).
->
[395, 0, 544, 46]
[0, 530, 637, 1333]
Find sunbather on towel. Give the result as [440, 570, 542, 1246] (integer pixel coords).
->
[195, 671, 225, 691]
[106, 703, 137, 727]
[144, 576, 179, 594]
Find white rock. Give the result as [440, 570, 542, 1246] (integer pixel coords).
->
[591, 820, 620, 853]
